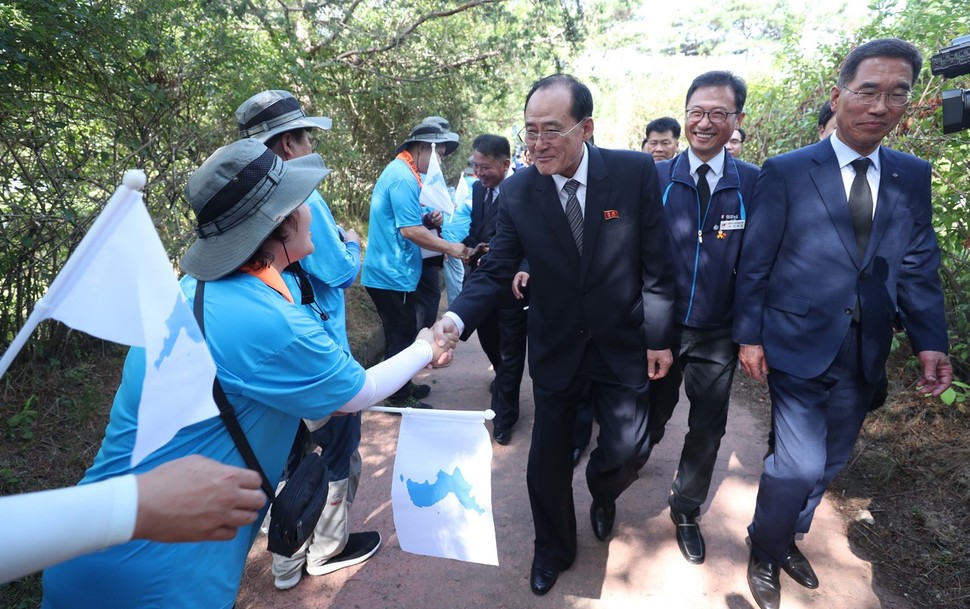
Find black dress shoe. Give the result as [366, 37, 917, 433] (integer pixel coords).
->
[783, 542, 819, 589]
[410, 383, 431, 399]
[747, 550, 781, 609]
[671, 512, 705, 564]
[572, 447, 583, 468]
[529, 564, 559, 595]
[493, 427, 511, 445]
[590, 499, 616, 541]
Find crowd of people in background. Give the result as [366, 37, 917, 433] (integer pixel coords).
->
[1, 36, 953, 609]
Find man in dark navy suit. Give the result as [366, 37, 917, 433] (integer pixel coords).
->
[435, 74, 674, 595]
[734, 38, 952, 609]
[462, 134, 527, 446]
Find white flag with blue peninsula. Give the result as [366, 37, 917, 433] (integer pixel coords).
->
[418, 142, 456, 216]
[389, 407, 498, 565]
[0, 171, 218, 467]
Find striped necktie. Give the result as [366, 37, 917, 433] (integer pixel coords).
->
[563, 179, 583, 254]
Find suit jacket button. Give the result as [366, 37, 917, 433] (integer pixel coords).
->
[845, 308, 853, 315]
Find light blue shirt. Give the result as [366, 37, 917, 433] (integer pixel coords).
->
[42, 273, 366, 609]
[361, 158, 425, 291]
[287, 189, 361, 350]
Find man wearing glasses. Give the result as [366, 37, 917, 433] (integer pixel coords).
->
[735, 39, 951, 609]
[644, 71, 760, 567]
[435, 74, 674, 595]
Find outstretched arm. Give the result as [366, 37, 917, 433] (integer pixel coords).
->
[0, 455, 265, 584]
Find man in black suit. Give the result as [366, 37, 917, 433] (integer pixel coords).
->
[435, 74, 674, 595]
[462, 134, 528, 446]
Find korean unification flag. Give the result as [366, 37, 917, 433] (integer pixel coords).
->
[391, 408, 498, 565]
[419, 142, 456, 216]
[0, 171, 218, 467]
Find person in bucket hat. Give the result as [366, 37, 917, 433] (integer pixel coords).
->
[236, 89, 380, 590]
[236, 89, 333, 143]
[41, 139, 456, 609]
[410, 115, 462, 340]
[361, 117, 471, 409]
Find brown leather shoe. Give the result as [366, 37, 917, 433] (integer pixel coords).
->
[783, 541, 819, 589]
[747, 549, 781, 609]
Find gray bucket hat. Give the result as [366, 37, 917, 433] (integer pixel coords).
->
[395, 117, 460, 156]
[180, 139, 330, 281]
[236, 90, 333, 143]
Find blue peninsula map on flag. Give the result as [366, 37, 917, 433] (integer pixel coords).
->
[401, 468, 485, 514]
[391, 412, 498, 565]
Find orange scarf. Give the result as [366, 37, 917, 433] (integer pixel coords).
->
[396, 150, 423, 187]
[243, 266, 294, 304]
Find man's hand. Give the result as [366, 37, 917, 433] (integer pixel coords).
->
[423, 210, 444, 228]
[916, 350, 952, 397]
[739, 344, 769, 384]
[647, 348, 673, 380]
[468, 242, 489, 267]
[418, 326, 454, 367]
[448, 242, 472, 261]
[134, 455, 266, 542]
[512, 272, 530, 300]
[343, 228, 361, 247]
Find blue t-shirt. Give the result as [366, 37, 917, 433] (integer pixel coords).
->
[41, 273, 366, 609]
[289, 189, 361, 351]
[441, 196, 472, 243]
[360, 158, 424, 292]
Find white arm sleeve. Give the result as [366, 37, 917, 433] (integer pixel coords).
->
[0, 474, 138, 583]
[305, 339, 434, 431]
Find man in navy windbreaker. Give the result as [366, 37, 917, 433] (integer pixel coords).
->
[645, 71, 760, 566]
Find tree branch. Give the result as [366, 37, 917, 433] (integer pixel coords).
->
[329, 0, 503, 62]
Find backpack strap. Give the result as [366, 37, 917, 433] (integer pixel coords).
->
[194, 280, 275, 499]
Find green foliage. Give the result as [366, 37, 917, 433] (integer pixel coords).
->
[5, 394, 36, 441]
[0, 0, 588, 363]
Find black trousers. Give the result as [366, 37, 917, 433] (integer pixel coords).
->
[646, 324, 738, 517]
[366, 286, 418, 399]
[415, 261, 442, 330]
[528, 342, 651, 571]
[475, 306, 528, 431]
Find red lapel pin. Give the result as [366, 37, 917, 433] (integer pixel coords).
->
[603, 210, 619, 220]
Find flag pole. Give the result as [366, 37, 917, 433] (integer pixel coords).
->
[368, 406, 495, 421]
[0, 170, 147, 380]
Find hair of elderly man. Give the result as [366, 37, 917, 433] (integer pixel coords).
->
[817, 100, 835, 129]
[472, 134, 511, 159]
[645, 116, 681, 139]
[524, 74, 594, 123]
[836, 38, 922, 89]
[685, 71, 748, 114]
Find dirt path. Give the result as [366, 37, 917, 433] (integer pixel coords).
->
[236, 332, 912, 609]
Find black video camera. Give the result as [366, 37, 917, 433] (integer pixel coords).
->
[930, 35, 970, 134]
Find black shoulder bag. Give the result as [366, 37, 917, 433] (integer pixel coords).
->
[193, 279, 330, 557]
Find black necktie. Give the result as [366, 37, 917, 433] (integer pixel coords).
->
[848, 158, 873, 258]
[563, 179, 583, 254]
[696, 164, 712, 218]
[484, 187, 494, 209]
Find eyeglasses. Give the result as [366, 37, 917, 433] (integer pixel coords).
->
[842, 88, 912, 107]
[518, 118, 588, 144]
[685, 109, 738, 124]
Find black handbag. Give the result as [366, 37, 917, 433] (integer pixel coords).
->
[193, 280, 330, 557]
